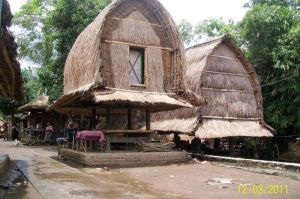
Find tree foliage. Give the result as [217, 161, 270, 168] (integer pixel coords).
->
[178, 19, 195, 45]
[240, 1, 299, 131]
[14, 0, 111, 102]
[21, 67, 41, 102]
[178, 18, 239, 46]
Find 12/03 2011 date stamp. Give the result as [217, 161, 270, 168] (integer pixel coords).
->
[237, 184, 289, 195]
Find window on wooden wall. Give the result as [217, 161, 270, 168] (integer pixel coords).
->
[129, 48, 145, 86]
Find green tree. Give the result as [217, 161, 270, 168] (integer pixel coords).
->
[21, 67, 41, 102]
[0, 97, 21, 117]
[14, 0, 112, 102]
[241, 1, 299, 131]
[178, 19, 195, 45]
[194, 18, 240, 43]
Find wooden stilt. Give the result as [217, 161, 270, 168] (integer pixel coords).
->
[106, 108, 111, 129]
[91, 107, 96, 130]
[146, 108, 151, 130]
[127, 108, 132, 130]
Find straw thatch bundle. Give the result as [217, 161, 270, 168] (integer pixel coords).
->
[151, 35, 274, 138]
[0, 0, 23, 101]
[18, 95, 49, 112]
[49, 0, 205, 113]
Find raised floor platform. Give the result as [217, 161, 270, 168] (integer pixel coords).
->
[60, 149, 191, 167]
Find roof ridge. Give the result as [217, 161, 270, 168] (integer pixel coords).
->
[186, 35, 227, 50]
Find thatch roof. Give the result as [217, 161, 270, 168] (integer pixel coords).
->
[18, 95, 49, 112]
[0, 0, 23, 101]
[49, 0, 205, 112]
[48, 88, 193, 113]
[151, 35, 274, 138]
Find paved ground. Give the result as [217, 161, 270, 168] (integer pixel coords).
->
[0, 140, 300, 199]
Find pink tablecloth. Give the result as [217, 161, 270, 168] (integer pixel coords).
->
[76, 131, 105, 144]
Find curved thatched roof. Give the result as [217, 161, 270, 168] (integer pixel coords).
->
[18, 95, 49, 112]
[49, 0, 205, 112]
[0, 0, 23, 101]
[151, 35, 274, 138]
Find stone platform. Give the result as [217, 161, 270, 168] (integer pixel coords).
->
[0, 155, 10, 176]
[60, 149, 191, 167]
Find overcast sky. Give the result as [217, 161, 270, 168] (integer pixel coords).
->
[8, 0, 249, 24]
[7, 0, 249, 68]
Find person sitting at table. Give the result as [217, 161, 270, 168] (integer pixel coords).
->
[44, 122, 53, 145]
[36, 120, 42, 131]
[11, 123, 19, 141]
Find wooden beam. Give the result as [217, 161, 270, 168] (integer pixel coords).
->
[202, 70, 249, 77]
[209, 54, 238, 61]
[202, 116, 261, 121]
[108, 17, 163, 27]
[146, 108, 151, 130]
[91, 107, 96, 130]
[201, 87, 254, 93]
[106, 108, 111, 129]
[127, 108, 132, 130]
[104, 40, 173, 51]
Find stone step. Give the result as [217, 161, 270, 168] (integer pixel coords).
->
[0, 155, 10, 176]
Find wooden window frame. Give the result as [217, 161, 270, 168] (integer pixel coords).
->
[129, 47, 146, 87]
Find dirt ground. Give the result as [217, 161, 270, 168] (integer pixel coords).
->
[0, 140, 300, 199]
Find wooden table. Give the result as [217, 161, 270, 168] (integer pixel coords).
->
[76, 131, 105, 152]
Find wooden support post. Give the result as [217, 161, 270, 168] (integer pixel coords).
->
[91, 107, 96, 130]
[80, 115, 84, 129]
[127, 108, 132, 130]
[146, 108, 151, 130]
[106, 108, 111, 129]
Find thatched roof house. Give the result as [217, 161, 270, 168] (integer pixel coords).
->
[18, 95, 65, 132]
[0, 0, 23, 101]
[151, 35, 274, 138]
[18, 95, 49, 113]
[48, 0, 205, 116]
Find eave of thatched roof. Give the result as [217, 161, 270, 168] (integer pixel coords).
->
[0, 0, 23, 101]
[150, 35, 274, 138]
[18, 95, 49, 112]
[47, 88, 193, 113]
[194, 119, 273, 138]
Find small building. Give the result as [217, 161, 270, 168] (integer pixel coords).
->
[18, 95, 65, 143]
[48, 0, 205, 122]
[0, 0, 23, 101]
[151, 35, 274, 140]
[47, 0, 205, 166]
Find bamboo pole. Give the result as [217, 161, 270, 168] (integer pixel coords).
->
[202, 70, 249, 77]
[127, 109, 132, 130]
[202, 116, 261, 121]
[201, 87, 254, 93]
[146, 107, 151, 130]
[91, 107, 96, 130]
[108, 16, 163, 27]
[104, 40, 173, 51]
[106, 108, 111, 129]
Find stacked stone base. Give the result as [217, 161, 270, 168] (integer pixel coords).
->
[60, 149, 191, 167]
